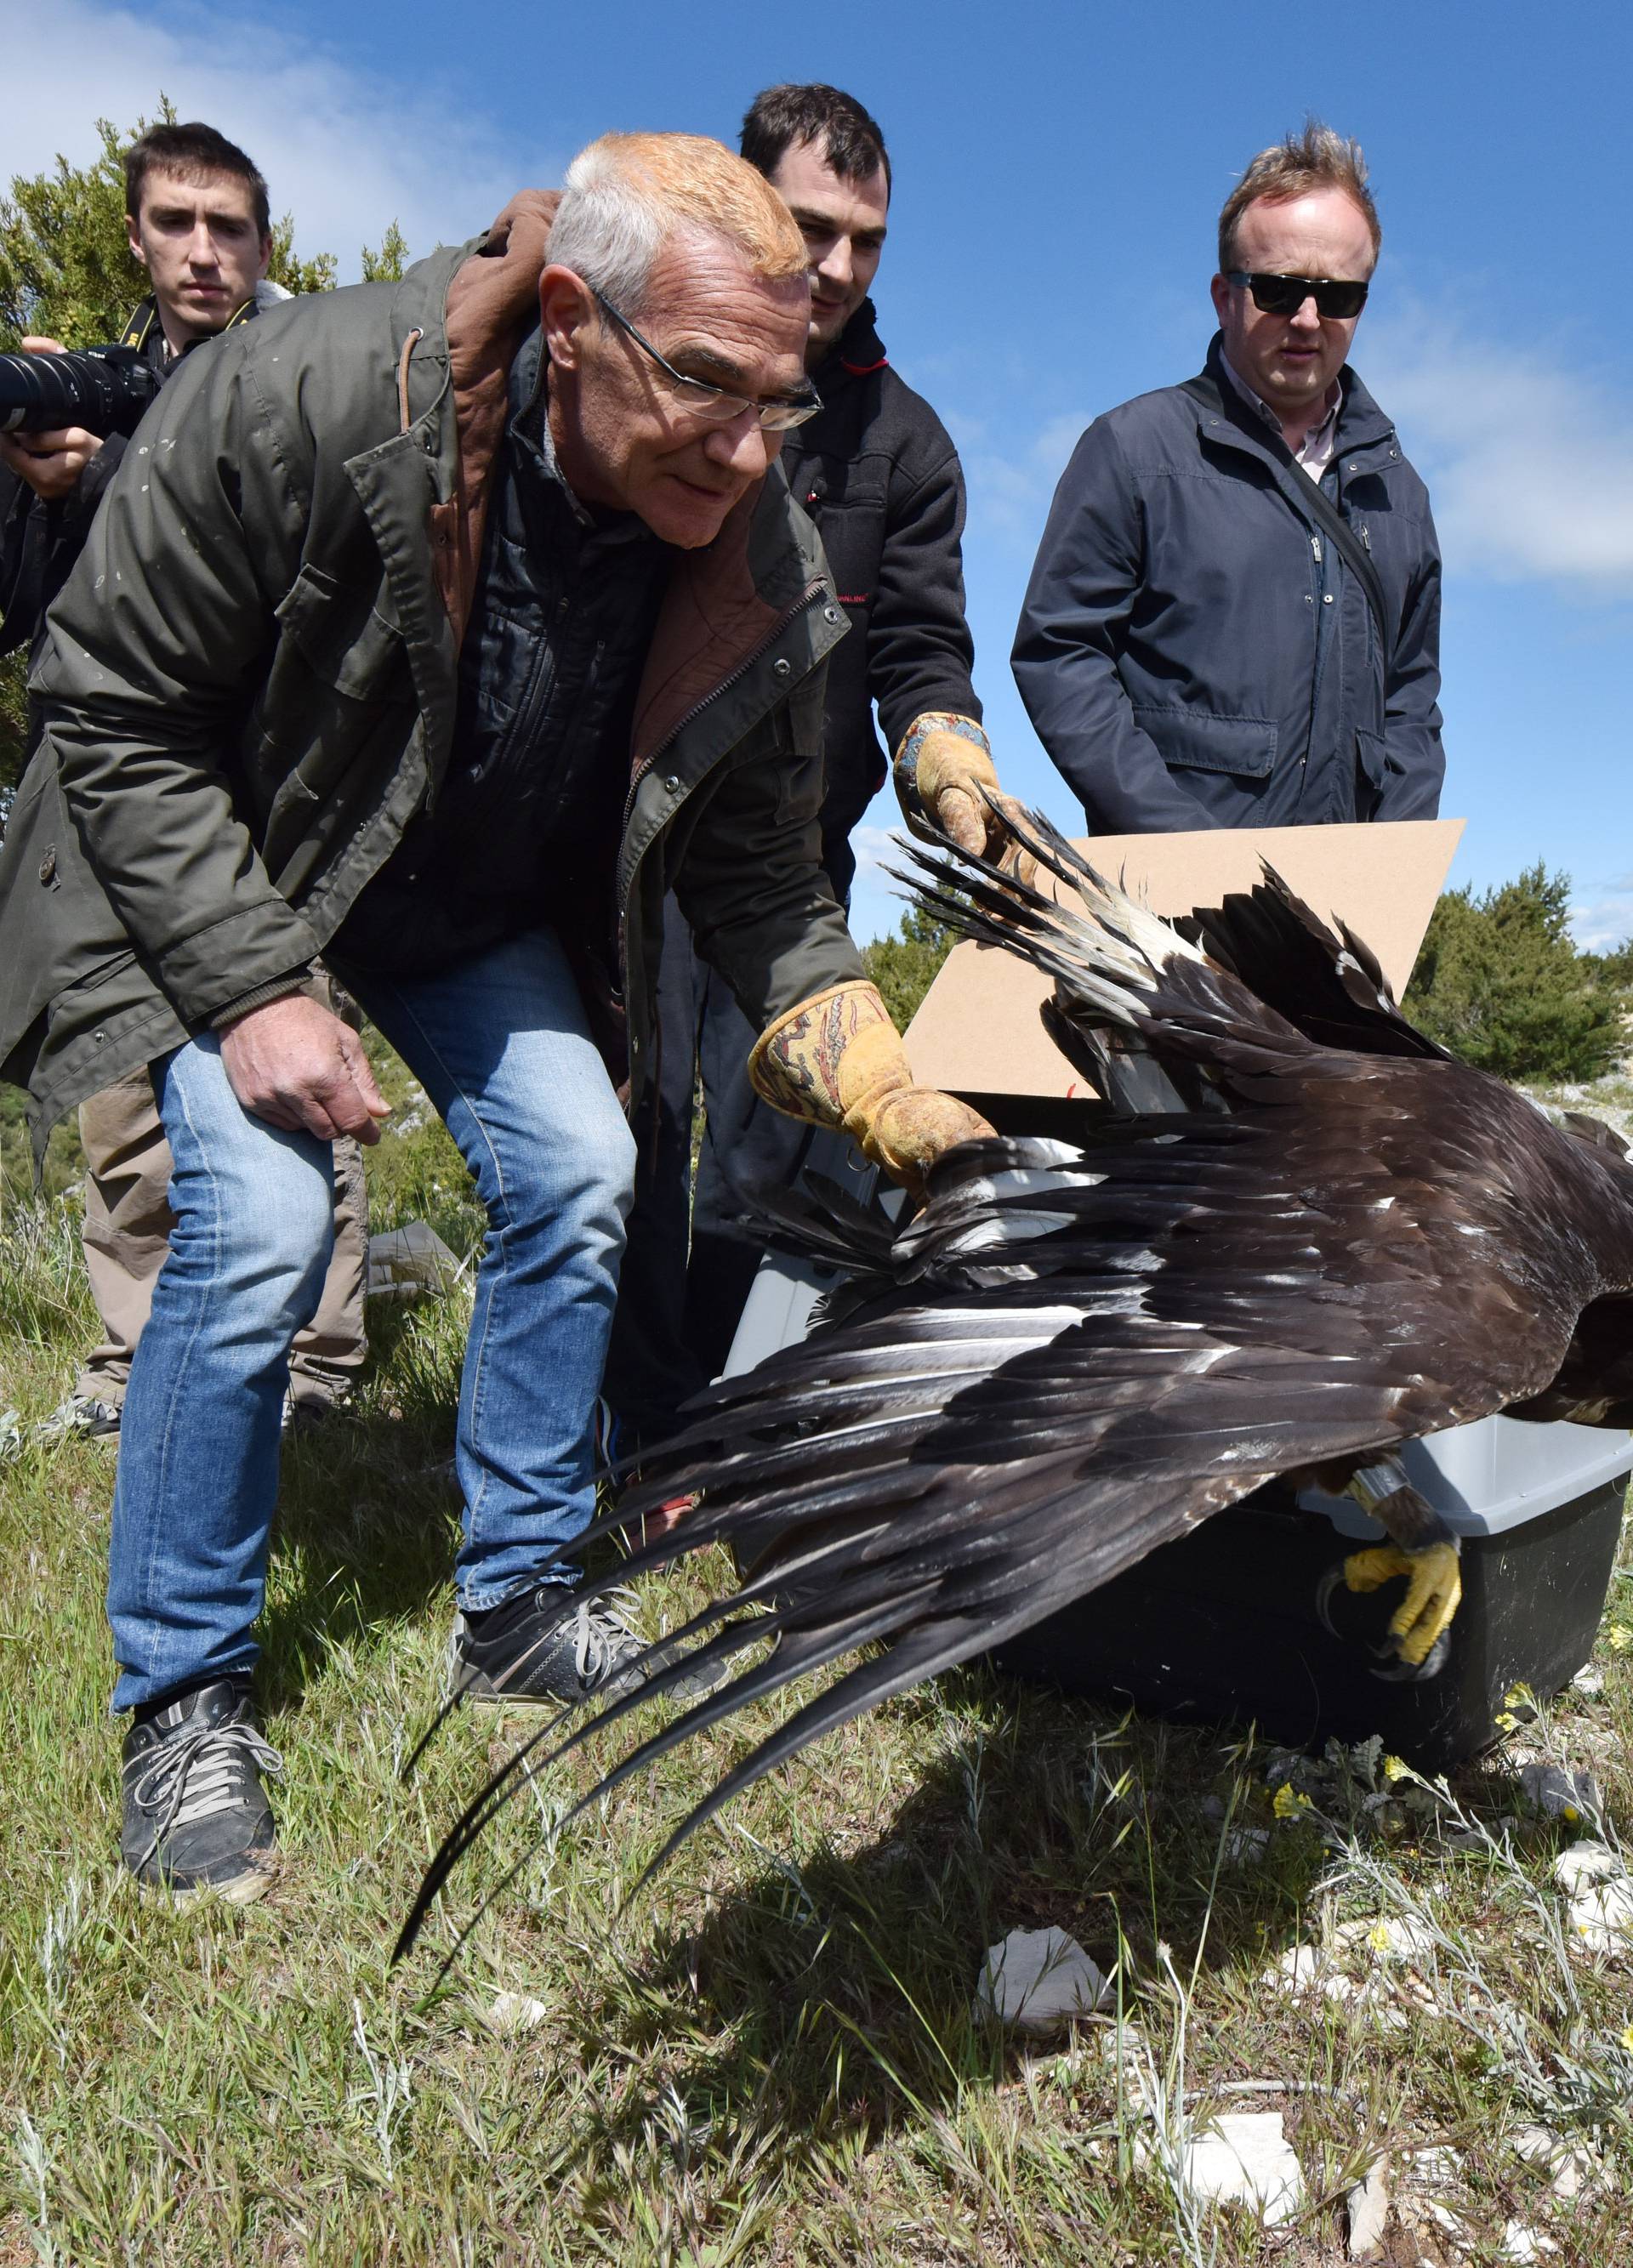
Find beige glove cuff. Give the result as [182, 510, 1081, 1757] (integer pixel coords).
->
[748, 981, 912, 1135]
[892, 711, 993, 837]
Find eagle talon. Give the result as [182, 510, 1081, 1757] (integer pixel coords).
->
[1341, 1539, 1462, 1668]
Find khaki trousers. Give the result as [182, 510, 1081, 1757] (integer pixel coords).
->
[76, 1066, 369, 1411]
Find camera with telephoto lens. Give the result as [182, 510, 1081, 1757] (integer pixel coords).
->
[0, 343, 162, 439]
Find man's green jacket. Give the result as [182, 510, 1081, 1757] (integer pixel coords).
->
[0, 194, 862, 1159]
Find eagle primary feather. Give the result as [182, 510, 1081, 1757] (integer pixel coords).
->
[395, 809, 1633, 1963]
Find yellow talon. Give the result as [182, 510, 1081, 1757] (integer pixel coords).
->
[1342, 1541, 1463, 1667]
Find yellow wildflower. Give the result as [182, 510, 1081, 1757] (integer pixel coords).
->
[1272, 1783, 1313, 1821]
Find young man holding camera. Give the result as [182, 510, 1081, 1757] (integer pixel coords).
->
[0, 122, 369, 1435]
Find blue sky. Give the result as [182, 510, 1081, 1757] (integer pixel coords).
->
[9, 0, 1632, 945]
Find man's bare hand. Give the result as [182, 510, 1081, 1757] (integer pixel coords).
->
[0, 424, 105, 499]
[218, 995, 392, 1145]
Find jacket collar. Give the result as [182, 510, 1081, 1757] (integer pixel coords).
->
[120, 291, 259, 368]
[1197, 332, 1397, 463]
[362, 196, 837, 773]
[814, 298, 888, 389]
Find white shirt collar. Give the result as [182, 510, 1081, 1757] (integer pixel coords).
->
[1220, 352, 1342, 481]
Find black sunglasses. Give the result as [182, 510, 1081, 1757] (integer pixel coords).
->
[1226, 270, 1369, 320]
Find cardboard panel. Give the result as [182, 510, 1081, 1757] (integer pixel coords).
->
[903, 817, 1465, 1098]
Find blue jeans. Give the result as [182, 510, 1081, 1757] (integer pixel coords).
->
[107, 929, 636, 1714]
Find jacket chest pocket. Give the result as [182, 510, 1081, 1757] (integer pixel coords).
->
[796, 469, 885, 601]
[250, 563, 413, 814]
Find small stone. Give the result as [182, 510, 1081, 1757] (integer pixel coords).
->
[366, 1219, 464, 1299]
[1095, 2018, 1155, 2112]
[1404, 2144, 1463, 2186]
[1511, 2123, 1596, 2200]
[1572, 1666, 1606, 1699]
[1520, 1761, 1602, 1827]
[1334, 1915, 1437, 1964]
[1498, 2220, 1559, 2263]
[1568, 1875, 1633, 1953]
[974, 1925, 1110, 2033]
[1221, 1825, 1270, 1863]
[1346, 2157, 1390, 2256]
[1260, 1943, 1321, 1993]
[1181, 2111, 1303, 2227]
[485, 1991, 548, 2035]
[1550, 1839, 1620, 1891]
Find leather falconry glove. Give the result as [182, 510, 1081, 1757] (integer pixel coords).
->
[749, 981, 993, 1195]
[894, 712, 1035, 884]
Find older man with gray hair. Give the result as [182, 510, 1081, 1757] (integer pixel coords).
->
[0, 133, 999, 1901]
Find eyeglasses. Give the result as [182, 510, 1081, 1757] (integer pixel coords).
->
[591, 289, 822, 432]
[1226, 270, 1370, 321]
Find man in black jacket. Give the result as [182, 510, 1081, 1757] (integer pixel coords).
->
[1014, 122, 1443, 835]
[0, 121, 368, 1439]
[608, 83, 999, 1451]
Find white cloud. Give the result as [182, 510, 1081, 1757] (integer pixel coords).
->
[3, 0, 555, 281]
[1365, 317, 1633, 595]
[947, 408, 1089, 546]
[1569, 874, 1633, 953]
[845, 823, 916, 946]
[950, 320, 1633, 600]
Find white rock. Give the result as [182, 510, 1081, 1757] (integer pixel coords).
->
[1404, 2144, 1463, 2185]
[1499, 2220, 1559, 2263]
[1511, 2123, 1596, 2200]
[1221, 1825, 1270, 1863]
[1572, 1665, 1606, 1699]
[1568, 1874, 1633, 1953]
[1334, 1914, 1437, 1964]
[974, 1925, 1110, 2033]
[1181, 2112, 1303, 2227]
[1095, 2019, 1157, 2113]
[1520, 1761, 1602, 1826]
[1346, 2157, 1390, 2256]
[485, 1990, 548, 2035]
[366, 1219, 464, 1299]
[1550, 1839, 1621, 1890]
[1261, 1943, 1321, 1993]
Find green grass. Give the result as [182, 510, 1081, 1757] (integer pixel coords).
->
[5, 1094, 1633, 2263]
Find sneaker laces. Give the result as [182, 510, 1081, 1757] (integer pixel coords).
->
[128, 1719, 284, 1862]
[566, 1594, 640, 1685]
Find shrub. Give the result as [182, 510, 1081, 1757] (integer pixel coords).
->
[1403, 863, 1628, 1083]
[862, 901, 962, 1032]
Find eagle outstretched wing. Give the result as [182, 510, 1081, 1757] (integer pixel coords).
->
[395, 810, 1633, 1963]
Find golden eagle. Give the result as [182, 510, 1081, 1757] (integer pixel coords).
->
[395, 809, 1633, 1963]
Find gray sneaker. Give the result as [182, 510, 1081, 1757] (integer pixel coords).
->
[452, 1584, 720, 1708]
[38, 1393, 122, 1442]
[121, 1679, 282, 1902]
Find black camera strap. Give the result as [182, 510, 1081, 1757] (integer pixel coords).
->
[1181, 372, 1392, 663]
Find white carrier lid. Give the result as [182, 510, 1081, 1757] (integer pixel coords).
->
[1299, 1415, 1633, 1541]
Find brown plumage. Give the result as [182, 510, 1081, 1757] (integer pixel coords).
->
[395, 808, 1633, 1964]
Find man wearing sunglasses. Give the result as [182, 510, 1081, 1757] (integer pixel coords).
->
[0, 132, 990, 1902]
[1015, 122, 1443, 835]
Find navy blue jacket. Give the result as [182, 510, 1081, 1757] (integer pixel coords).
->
[1012, 337, 1443, 833]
